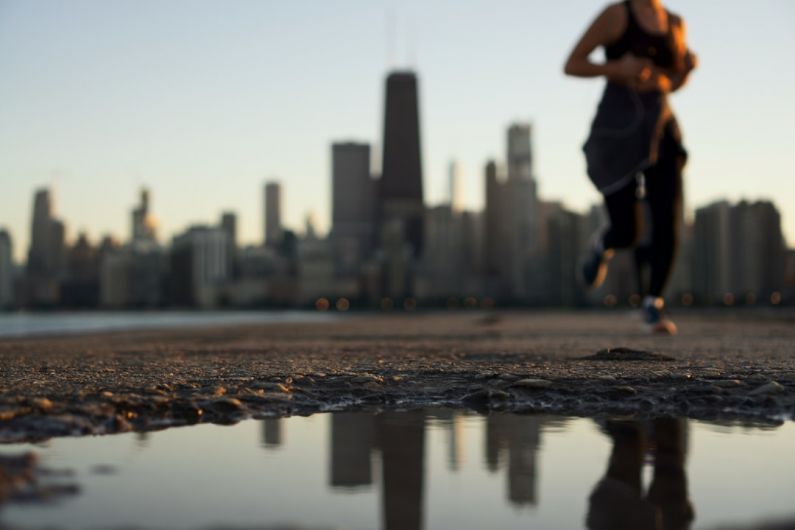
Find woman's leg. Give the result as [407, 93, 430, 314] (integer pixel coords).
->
[602, 179, 640, 251]
[582, 179, 639, 289]
[644, 120, 685, 298]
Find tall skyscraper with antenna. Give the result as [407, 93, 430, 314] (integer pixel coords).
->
[378, 71, 424, 258]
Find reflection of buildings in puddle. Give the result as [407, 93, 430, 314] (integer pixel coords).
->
[330, 413, 375, 489]
[484, 414, 564, 506]
[0, 452, 80, 507]
[326, 410, 564, 529]
[430, 409, 465, 472]
[261, 418, 283, 449]
[587, 418, 693, 530]
[135, 431, 149, 449]
[376, 411, 426, 530]
[328, 411, 427, 529]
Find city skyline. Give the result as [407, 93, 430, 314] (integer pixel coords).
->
[1, 0, 794, 261]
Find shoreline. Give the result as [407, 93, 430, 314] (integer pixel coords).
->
[1, 311, 793, 443]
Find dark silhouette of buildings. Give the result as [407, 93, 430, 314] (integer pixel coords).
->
[23, 188, 66, 307]
[331, 142, 376, 277]
[0, 230, 12, 309]
[221, 212, 237, 278]
[131, 188, 157, 244]
[60, 232, 100, 307]
[378, 71, 425, 260]
[264, 181, 282, 248]
[692, 200, 785, 304]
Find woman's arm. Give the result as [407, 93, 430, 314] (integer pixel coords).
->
[667, 16, 697, 92]
[634, 16, 697, 94]
[563, 3, 652, 84]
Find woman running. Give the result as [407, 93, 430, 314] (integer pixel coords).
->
[564, 0, 697, 334]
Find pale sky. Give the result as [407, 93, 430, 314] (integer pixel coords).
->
[1, 0, 794, 261]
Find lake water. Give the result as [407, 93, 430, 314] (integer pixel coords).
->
[0, 311, 335, 338]
[1, 411, 793, 530]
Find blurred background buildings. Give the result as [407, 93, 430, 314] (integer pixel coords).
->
[0, 70, 791, 311]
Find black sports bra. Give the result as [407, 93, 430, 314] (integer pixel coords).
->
[605, 0, 680, 70]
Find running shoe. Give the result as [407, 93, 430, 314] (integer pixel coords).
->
[642, 296, 677, 335]
[581, 236, 611, 289]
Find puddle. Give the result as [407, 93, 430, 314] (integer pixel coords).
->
[0, 411, 793, 530]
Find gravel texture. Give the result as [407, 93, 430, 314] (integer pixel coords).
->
[1, 310, 793, 442]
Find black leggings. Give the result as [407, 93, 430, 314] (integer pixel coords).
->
[601, 119, 685, 298]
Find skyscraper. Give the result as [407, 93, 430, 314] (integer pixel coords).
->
[25, 188, 66, 306]
[27, 188, 65, 278]
[0, 230, 13, 309]
[131, 188, 157, 244]
[507, 123, 534, 181]
[505, 123, 540, 298]
[221, 212, 238, 278]
[484, 160, 503, 276]
[170, 226, 229, 308]
[448, 160, 462, 213]
[379, 71, 425, 258]
[264, 181, 282, 248]
[331, 142, 375, 275]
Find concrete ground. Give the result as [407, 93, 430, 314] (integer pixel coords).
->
[0, 309, 793, 442]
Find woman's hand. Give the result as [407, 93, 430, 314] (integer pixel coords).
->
[683, 50, 698, 73]
[612, 53, 653, 84]
[633, 69, 673, 93]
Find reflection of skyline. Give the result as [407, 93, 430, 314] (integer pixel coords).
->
[261, 418, 283, 449]
[330, 413, 374, 489]
[320, 409, 559, 530]
[4, 411, 794, 530]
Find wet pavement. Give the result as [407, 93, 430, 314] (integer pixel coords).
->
[0, 310, 793, 443]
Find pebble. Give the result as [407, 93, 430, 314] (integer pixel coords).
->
[748, 381, 785, 396]
[210, 397, 243, 413]
[255, 382, 291, 394]
[462, 388, 510, 405]
[509, 378, 553, 390]
[31, 398, 53, 412]
[608, 385, 638, 397]
[583, 348, 675, 362]
[712, 379, 744, 388]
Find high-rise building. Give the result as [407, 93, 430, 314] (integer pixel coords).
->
[170, 226, 229, 308]
[264, 181, 282, 247]
[61, 232, 100, 307]
[507, 124, 534, 181]
[692, 201, 738, 303]
[729, 201, 785, 299]
[221, 212, 237, 278]
[25, 188, 66, 307]
[483, 160, 503, 277]
[0, 230, 13, 309]
[692, 200, 784, 304]
[505, 123, 540, 298]
[27, 188, 66, 278]
[379, 71, 425, 258]
[131, 188, 157, 244]
[331, 142, 375, 276]
[448, 160, 462, 213]
[417, 205, 464, 298]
